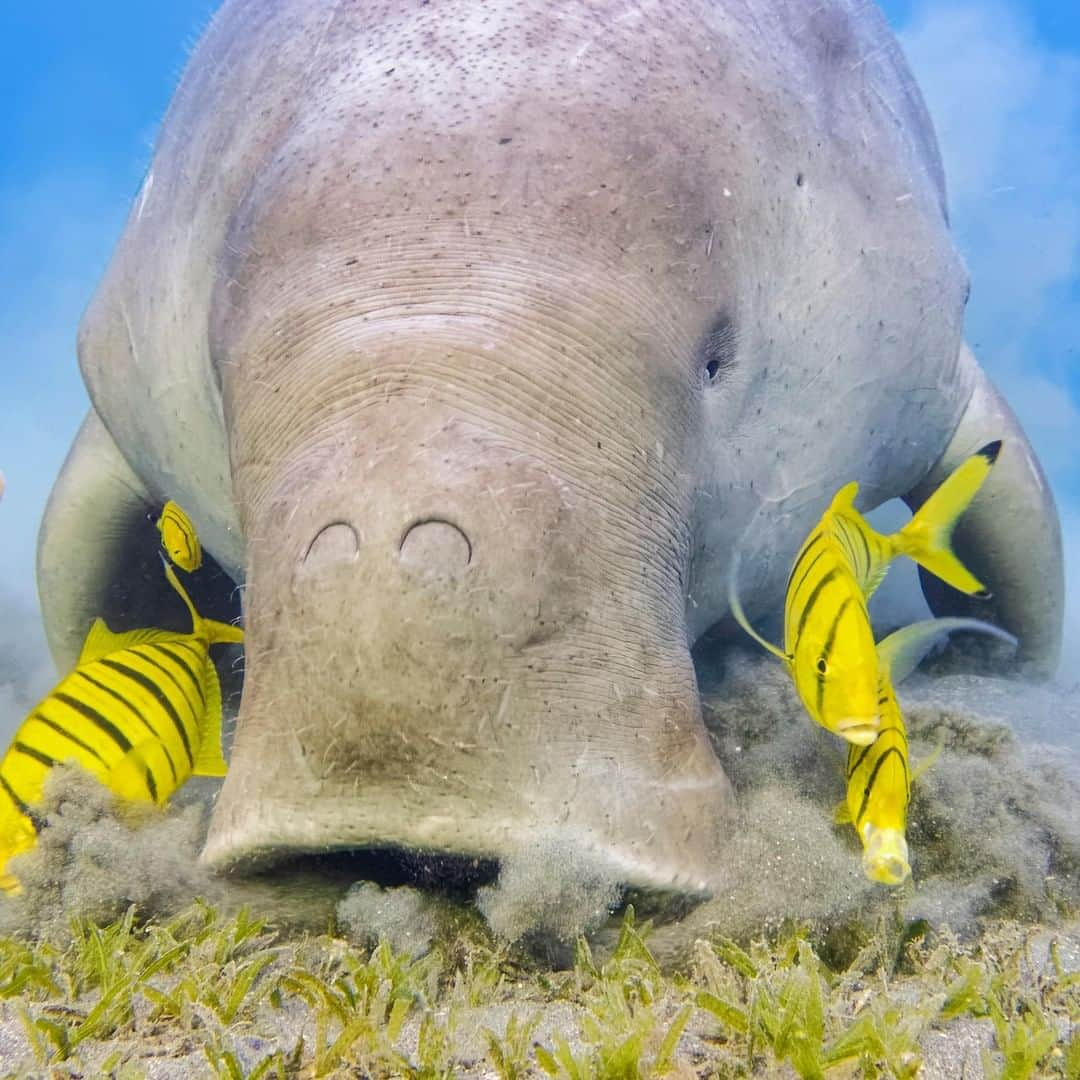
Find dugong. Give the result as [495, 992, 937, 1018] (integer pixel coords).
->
[38, 0, 1063, 891]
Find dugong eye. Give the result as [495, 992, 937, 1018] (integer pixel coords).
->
[699, 313, 737, 385]
[816, 656, 828, 676]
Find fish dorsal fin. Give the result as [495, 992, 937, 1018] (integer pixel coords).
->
[877, 617, 1018, 686]
[192, 661, 228, 778]
[79, 619, 178, 665]
[727, 548, 789, 663]
[829, 481, 860, 513]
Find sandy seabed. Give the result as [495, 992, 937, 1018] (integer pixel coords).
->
[0, 652, 1076, 1076]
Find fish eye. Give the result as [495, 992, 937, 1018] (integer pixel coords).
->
[815, 656, 828, 676]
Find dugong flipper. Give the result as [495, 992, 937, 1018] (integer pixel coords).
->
[904, 344, 1064, 676]
[37, 410, 153, 673]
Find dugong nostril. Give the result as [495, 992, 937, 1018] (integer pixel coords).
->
[399, 518, 472, 575]
[302, 522, 360, 569]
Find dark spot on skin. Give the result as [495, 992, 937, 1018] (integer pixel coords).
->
[796, 172, 805, 186]
[699, 313, 738, 385]
[384, 67, 395, 75]
[498, 136, 513, 144]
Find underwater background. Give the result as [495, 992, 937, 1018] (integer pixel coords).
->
[0, 0, 1077, 704]
[0, 3, 1077, 1077]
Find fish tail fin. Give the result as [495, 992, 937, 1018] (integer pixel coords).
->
[727, 548, 789, 663]
[833, 799, 853, 825]
[193, 662, 228, 778]
[890, 440, 1001, 597]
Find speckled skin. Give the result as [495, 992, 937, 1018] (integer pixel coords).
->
[37, 0, 1062, 890]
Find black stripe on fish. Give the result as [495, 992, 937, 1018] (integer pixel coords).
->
[855, 747, 908, 826]
[148, 643, 205, 708]
[133, 648, 199, 718]
[13, 742, 58, 769]
[879, 723, 908, 746]
[0, 773, 44, 830]
[162, 505, 196, 562]
[31, 712, 108, 766]
[52, 692, 133, 754]
[787, 533, 825, 590]
[790, 547, 830, 609]
[75, 671, 179, 784]
[847, 742, 874, 780]
[847, 724, 908, 780]
[796, 567, 840, 641]
[97, 659, 194, 767]
[816, 595, 851, 718]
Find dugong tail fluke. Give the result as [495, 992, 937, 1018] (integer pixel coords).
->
[903, 344, 1064, 678]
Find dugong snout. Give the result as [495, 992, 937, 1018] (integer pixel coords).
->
[204, 402, 734, 891]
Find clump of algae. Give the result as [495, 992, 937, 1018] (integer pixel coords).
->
[475, 835, 623, 955]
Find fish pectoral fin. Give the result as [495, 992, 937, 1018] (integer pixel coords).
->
[78, 620, 180, 665]
[110, 741, 165, 805]
[833, 799, 853, 825]
[911, 739, 946, 784]
[877, 617, 1018, 685]
[727, 547, 789, 662]
[862, 559, 890, 602]
[192, 663, 228, 778]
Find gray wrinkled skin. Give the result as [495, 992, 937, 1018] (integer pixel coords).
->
[37, 0, 1062, 891]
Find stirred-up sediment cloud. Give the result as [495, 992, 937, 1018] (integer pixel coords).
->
[895, 1, 1080, 678]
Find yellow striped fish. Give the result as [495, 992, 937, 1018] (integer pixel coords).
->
[0, 560, 242, 894]
[729, 441, 1002, 745]
[157, 500, 202, 572]
[837, 616, 1017, 885]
